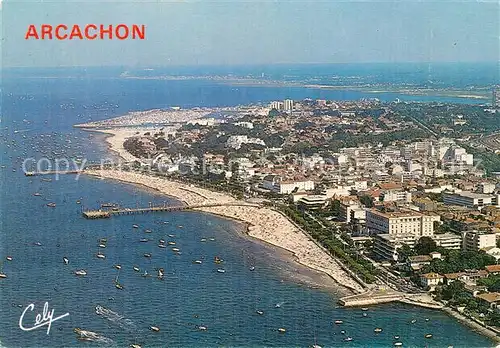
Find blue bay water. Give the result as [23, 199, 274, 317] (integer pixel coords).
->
[0, 70, 495, 347]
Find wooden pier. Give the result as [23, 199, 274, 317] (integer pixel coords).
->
[82, 202, 260, 219]
[25, 170, 83, 176]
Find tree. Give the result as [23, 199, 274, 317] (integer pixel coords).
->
[414, 236, 437, 255]
[359, 195, 374, 208]
[397, 243, 416, 260]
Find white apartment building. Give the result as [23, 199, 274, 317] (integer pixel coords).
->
[443, 191, 498, 209]
[262, 175, 315, 194]
[226, 135, 266, 150]
[462, 231, 497, 252]
[366, 209, 440, 237]
[283, 99, 294, 111]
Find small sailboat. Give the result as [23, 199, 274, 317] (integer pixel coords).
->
[33, 192, 42, 196]
[114, 274, 124, 290]
[200, 238, 207, 242]
[217, 269, 226, 273]
[172, 248, 180, 252]
[278, 328, 286, 333]
[214, 256, 223, 264]
[394, 342, 403, 347]
[410, 319, 417, 324]
[74, 269, 87, 276]
[133, 266, 140, 272]
[132, 224, 139, 229]
[130, 344, 142, 348]
[198, 325, 207, 331]
[149, 326, 160, 332]
[46, 202, 56, 208]
[99, 243, 106, 248]
[143, 253, 152, 258]
[158, 244, 167, 248]
[256, 310, 264, 315]
[168, 241, 176, 245]
[0, 263, 6, 279]
[193, 260, 202, 264]
[96, 252, 106, 259]
[374, 328, 383, 333]
[144, 229, 152, 233]
[425, 334, 433, 339]
[63, 257, 69, 265]
[159, 239, 165, 244]
[344, 337, 353, 342]
[334, 320, 343, 325]
[140, 238, 149, 243]
[157, 268, 164, 279]
[249, 266, 255, 271]
[142, 271, 149, 277]
[6, 256, 13, 261]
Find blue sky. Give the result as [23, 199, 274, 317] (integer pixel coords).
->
[2, 0, 499, 67]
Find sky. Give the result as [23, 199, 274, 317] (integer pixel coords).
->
[1, 0, 499, 68]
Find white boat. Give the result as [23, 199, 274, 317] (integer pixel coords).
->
[140, 238, 149, 243]
[74, 269, 87, 276]
[200, 238, 207, 242]
[142, 271, 149, 277]
[249, 266, 255, 271]
[168, 234, 174, 238]
[334, 320, 343, 324]
[256, 310, 264, 315]
[63, 257, 69, 265]
[394, 343, 403, 347]
[144, 253, 152, 258]
[149, 326, 160, 332]
[425, 334, 433, 339]
[157, 268, 164, 279]
[193, 260, 202, 264]
[114, 264, 122, 270]
[217, 269, 226, 273]
[172, 248, 180, 252]
[158, 244, 167, 248]
[130, 344, 142, 348]
[6, 256, 13, 261]
[133, 266, 140, 272]
[168, 241, 176, 245]
[394, 336, 400, 340]
[159, 239, 165, 244]
[0, 273, 7, 279]
[410, 319, 417, 324]
[99, 244, 106, 248]
[374, 328, 383, 333]
[144, 229, 152, 233]
[344, 337, 353, 342]
[198, 325, 207, 331]
[278, 328, 286, 333]
[96, 253, 106, 259]
[132, 224, 139, 229]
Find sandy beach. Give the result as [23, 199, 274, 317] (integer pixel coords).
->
[84, 168, 365, 293]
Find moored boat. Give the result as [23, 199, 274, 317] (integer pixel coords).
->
[149, 326, 160, 332]
[278, 328, 286, 333]
[334, 320, 343, 325]
[74, 269, 87, 276]
[374, 328, 383, 333]
[63, 257, 69, 265]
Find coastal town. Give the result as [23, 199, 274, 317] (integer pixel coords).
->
[73, 92, 500, 339]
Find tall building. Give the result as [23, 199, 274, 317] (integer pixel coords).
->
[366, 209, 440, 237]
[283, 99, 294, 111]
[270, 101, 283, 110]
[493, 88, 500, 108]
[462, 230, 497, 252]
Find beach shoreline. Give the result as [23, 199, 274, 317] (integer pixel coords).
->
[84, 169, 365, 294]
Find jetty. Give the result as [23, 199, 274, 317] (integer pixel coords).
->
[339, 288, 443, 309]
[82, 202, 260, 219]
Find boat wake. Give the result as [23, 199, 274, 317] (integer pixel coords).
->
[95, 305, 136, 332]
[73, 328, 114, 345]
